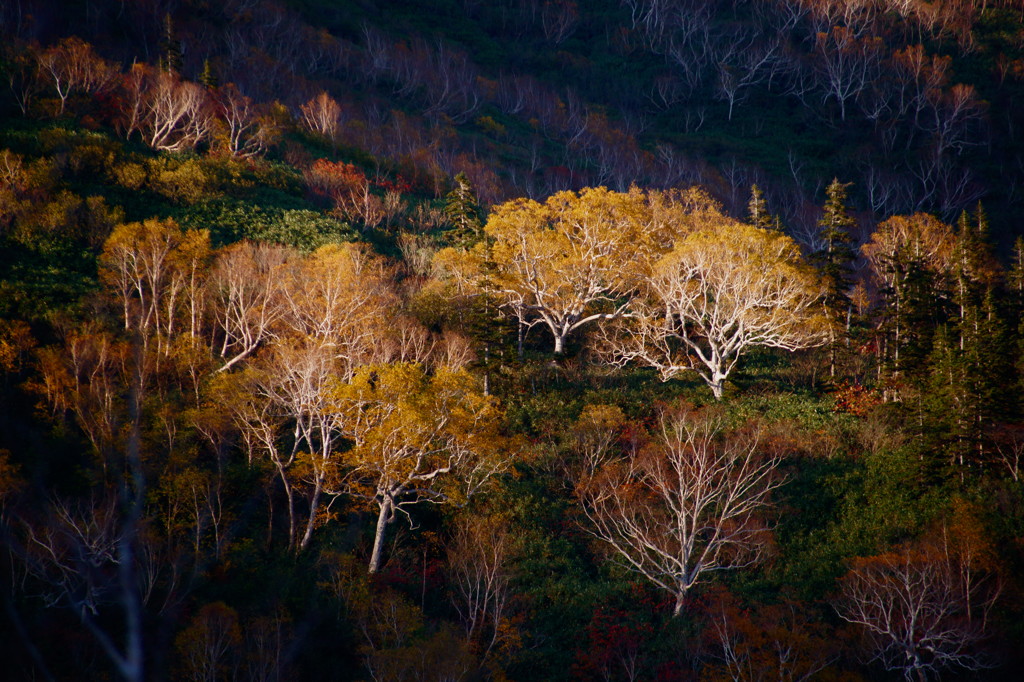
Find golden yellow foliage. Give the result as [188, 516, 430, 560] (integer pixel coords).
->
[333, 362, 508, 572]
[436, 186, 722, 354]
[604, 221, 830, 399]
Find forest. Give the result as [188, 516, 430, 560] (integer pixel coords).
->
[2, 0, 1024, 680]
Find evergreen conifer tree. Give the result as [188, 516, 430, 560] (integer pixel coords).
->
[444, 172, 484, 249]
[1008, 237, 1024, 308]
[199, 59, 218, 89]
[747, 184, 777, 231]
[951, 206, 995, 346]
[924, 291, 1010, 483]
[923, 325, 971, 480]
[159, 13, 183, 74]
[900, 256, 947, 378]
[814, 179, 857, 378]
[461, 262, 516, 395]
[975, 290, 1013, 427]
[953, 210, 975, 353]
[1008, 237, 1024, 413]
[442, 173, 511, 389]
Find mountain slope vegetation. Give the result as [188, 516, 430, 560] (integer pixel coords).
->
[2, 1, 1024, 680]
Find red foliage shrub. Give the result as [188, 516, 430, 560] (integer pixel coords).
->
[831, 381, 882, 417]
[304, 159, 367, 205]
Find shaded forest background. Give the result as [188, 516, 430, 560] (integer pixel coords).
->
[3, 0, 1024, 680]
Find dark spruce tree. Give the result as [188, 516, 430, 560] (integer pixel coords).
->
[1009, 238, 1024, 416]
[952, 204, 998, 351]
[444, 172, 484, 249]
[159, 13, 183, 74]
[814, 179, 857, 379]
[199, 59, 218, 89]
[897, 252, 950, 381]
[923, 293, 1011, 484]
[1009, 237, 1024, 311]
[442, 173, 511, 391]
[922, 325, 970, 480]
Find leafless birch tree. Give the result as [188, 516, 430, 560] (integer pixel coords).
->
[37, 37, 115, 115]
[576, 407, 782, 616]
[447, 513, 515, 663]
[835, 539, 998, 681]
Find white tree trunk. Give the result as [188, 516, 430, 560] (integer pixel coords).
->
[368, 494, 393, 574]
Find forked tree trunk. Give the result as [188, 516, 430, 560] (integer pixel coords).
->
[707, 371, 726, 400]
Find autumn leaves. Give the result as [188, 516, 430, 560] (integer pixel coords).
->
[83, 186, 828, 578]
[87, 218, 508, 569]
[438, 186, 831, 399]
[609, 224, 831, 399]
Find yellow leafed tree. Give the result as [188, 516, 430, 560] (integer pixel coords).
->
[333, 363, 508, 573]
[99, 218, 211, 353]
[437, 186, 684, 355]
[602, 221, 830, 399]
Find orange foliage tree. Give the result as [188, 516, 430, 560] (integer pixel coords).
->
[36, 37, 115, 116]
[304, 159, 384, 228]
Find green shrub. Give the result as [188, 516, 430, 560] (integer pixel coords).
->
[146, 157, 213, 205]
[176, 198, 355, 251]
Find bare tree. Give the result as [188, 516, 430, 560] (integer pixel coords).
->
[447, 513, 515, 663]
[209, 242, 291, 373]
[174, 602, 241, 682]
[4, 42, 43, 116]
[495, 73, 532, 115]
[835, 538, 998, 681]
[242, 611, 291, 682]
[994, 425, 1024, 482]
[812, 27, 884, 121]
[925, 83, 986, 159]
[299, 91, 341, 142]
[418, 38, 482, 123]
[214, 83, 279, 158]
[862, 163, 914, 217]
[220, 371, 297, 545]
[22, 335, 151, 682]
[714, 33, 781, 121]
[889, 45, 950, 130]
[252, 341, 346, 552]
[706, 588, 836, 682]
[575, 407, 782, 616]
[19, 493, 145, 682]
[134, 68, 214, 152]
[540, 0, 579, 44]
[22, 495, 124, 621]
